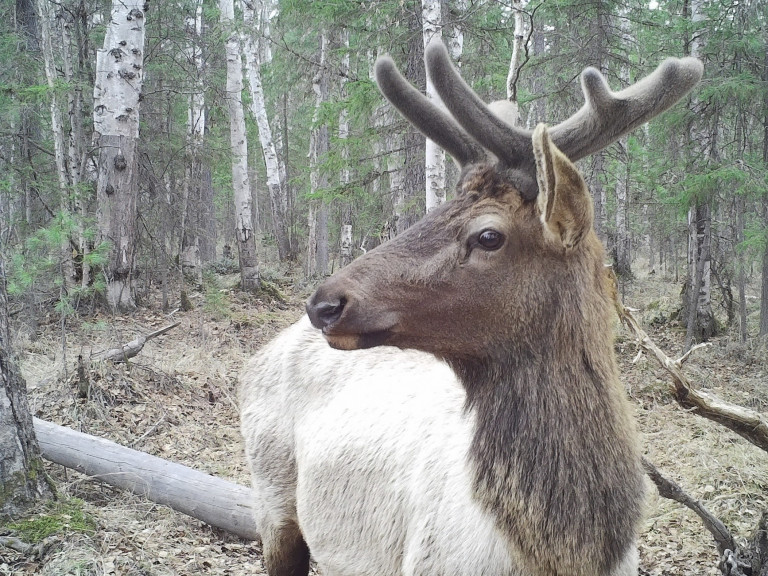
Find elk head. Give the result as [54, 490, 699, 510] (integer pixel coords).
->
[306, 42, 702, 362]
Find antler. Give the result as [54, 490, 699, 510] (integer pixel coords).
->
[375, 41, 703, 194]
[374, 55, 484, 166]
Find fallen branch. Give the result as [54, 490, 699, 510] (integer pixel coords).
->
[98, 322, 180, 363]
[643, 458, 764, 576]
[34, 418, 258, 541]
[642, 458, 736, 554]
[608, 273, 768, 453]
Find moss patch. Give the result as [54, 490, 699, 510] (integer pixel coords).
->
[7, 499, 96, 543]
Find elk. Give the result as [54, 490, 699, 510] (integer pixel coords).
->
[240, 42, 702, 576]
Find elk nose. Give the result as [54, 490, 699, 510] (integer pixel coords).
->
[306, 296, 346, 329]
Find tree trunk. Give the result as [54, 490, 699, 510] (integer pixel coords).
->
[760, 234, 768, 338]
[526, 28, 546, 129]
[686, 202, 717, 348]
[422, 0, 445, 211]
[37, 0, 75, 291]
[243, 1, 292, 262]
[339, 28, 353, 268]
[613, 142, 632, 278]
[309, 31, 330, 277]
[612, 8, 633, 279]
[1, 255, 52, 518]
[221, 0, 260, 292]
[180, 0, 205, 286]
[736, 196, 747, 343]
[504, 0, 526, 126]
[760, 46, 768, 339]
[33, 418, 257, 541]
[683, 0, 716, 348]
[93, 0, 147, 312]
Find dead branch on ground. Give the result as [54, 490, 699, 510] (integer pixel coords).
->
[97, 322, 180, 363]
[608, 273, 768, 453]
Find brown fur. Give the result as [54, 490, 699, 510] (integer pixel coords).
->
[250, 45, 701, 576]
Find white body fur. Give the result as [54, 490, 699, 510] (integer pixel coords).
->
[241, 317, 518, 575]
[240, 317, 639, 575]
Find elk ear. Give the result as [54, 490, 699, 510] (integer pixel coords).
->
[533, 123, 594, 250]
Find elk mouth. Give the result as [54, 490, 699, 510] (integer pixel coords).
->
[306, 290, 400, 350]
[322, 326, 395, 351]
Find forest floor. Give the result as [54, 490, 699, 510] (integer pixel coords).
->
[1, 265, 767, 576]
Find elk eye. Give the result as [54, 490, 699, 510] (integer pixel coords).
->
[476, 229, 504, 251]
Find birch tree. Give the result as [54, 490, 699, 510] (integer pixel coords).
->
[338, 28, 353, 268]
[220, 0, 259, 291]
[180, 0, 205, 286]
[308, 31, 330, 277]
[422, 0, 445, 211]
[93, 0, 147, 311]
[242, 0, 291, 262]
[504, 0, 527, 128]
[37, 0, 75, 289]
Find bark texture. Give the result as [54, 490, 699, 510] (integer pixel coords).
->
[422, 0, 445, 211]
[0, 256, 51, 518]
[93, 0, 147, 311]
[243, 1, 291, 262]
[221, 0, 260, 291]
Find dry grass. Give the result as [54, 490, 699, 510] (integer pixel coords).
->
[2, 269, 767, 575]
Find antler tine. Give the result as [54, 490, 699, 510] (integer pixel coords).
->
[424, 41, 534, 170]
[550, 57, 704, 161]
[374, 55, 483, 167]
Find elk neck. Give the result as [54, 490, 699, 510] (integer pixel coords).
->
[446, 243, 644, 576]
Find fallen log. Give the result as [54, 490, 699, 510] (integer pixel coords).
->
[33, 418, 259, 541]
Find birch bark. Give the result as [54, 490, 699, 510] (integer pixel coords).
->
[422, 0, 445, 211]
[37, 0, 75, 290]
[93, 0, 146, 311]
[242, 1, 291, 261]
[504, 0, 527, 127]
[180, 0, 205, 286]
[339, 28, 353, 268]
[220, 0, 260, 291]
[308, 31, 329, 277]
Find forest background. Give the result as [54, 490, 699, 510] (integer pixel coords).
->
[1, 0, 767, 342]
[2, 0, 768, 574]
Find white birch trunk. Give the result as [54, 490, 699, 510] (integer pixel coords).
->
[504, 0, 526, 127]
[181, 0, 205, 285]
[422, 0, 445, 211]
[309, 32, 329, 277]
[93, 0, 146, 311]
[339, 29, 353, 268]
[447, 0, 466, 62]
[243, 1, 291, 261]
[220, 0, 260, 291]
[37, 0, 75, 289]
